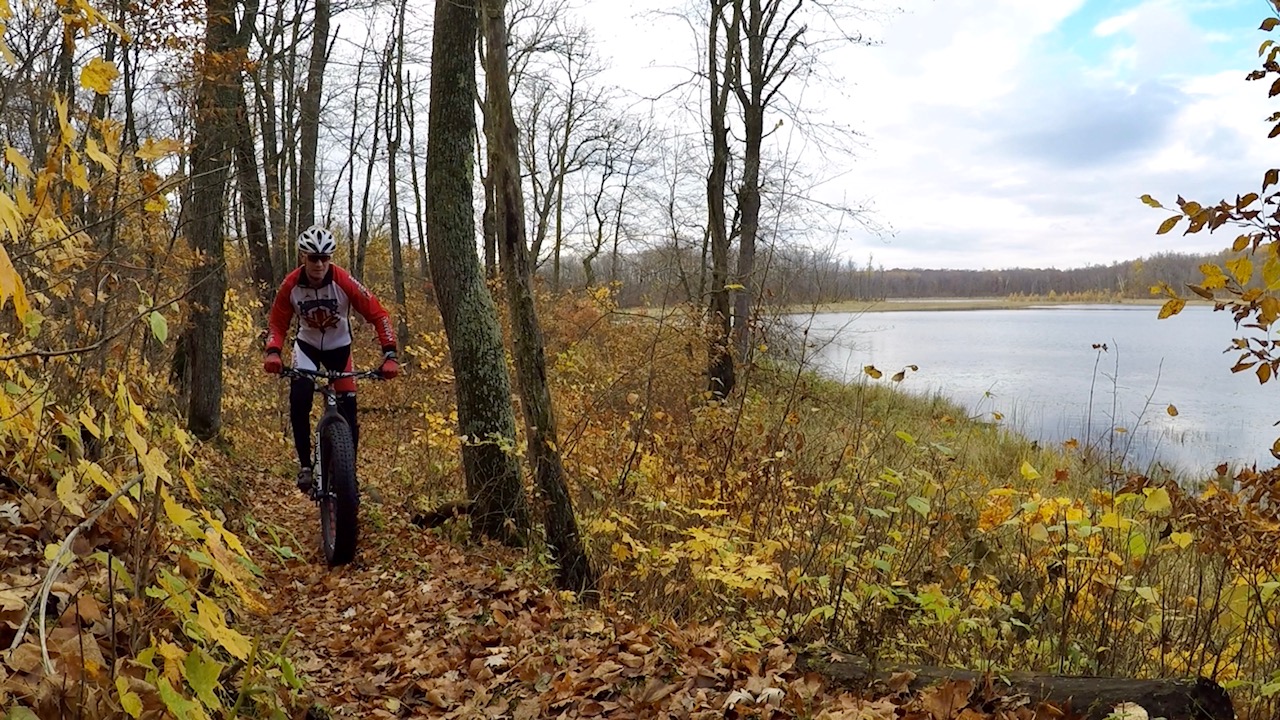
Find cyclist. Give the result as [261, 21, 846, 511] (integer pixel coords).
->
[262, 225, 400, 492]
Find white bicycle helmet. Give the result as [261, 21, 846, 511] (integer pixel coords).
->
[297, 225, 336, 255]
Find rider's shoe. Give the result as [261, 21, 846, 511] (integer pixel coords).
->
[295, 468, 314, 493]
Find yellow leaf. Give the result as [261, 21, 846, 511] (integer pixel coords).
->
[1158, 298, 1185, 320]
[79, 460, 136, 516]
[0, 0, 11, 21]
[0, 37, 14, 67]
[79, 409, 101, 438]
[135, 137, 184, 162]
[55, 95, 75, 144]
[1261, 295, 1280, 326]
[79, 57, 119, 95]
[4, 145, 31, 178]
[0, 231, 30, 322]
[1233, 234, 1252, 252]
[56, 472, 86, 517]
[181, 469, 202, 502]
[1226, 255, 1254, 285]
[205, 532, 267, 614]
[1166, 404, 1178, 417]
[1266, 255, 1280, 290]
[1143, 487, 1172, 514]
[200, 511, 248, 557]
[68, 151, 90, 191]
[1170, 531, 1193, 549]
[163, 490, 204, 540]
[1156, 215, 1181, 235]
[196, 596, 252, 660]
[144, 194, 168, 213]
[1097, 511, 1132, 530]
[1028, 523, 1049, 542]
[1139, 193, 1162, 208]
[1019, 461, 1041, 481]
[85, 137, 116, 173]
[156, 641, 187, 683]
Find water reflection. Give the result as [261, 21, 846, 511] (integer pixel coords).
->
[796, 304, 1278, 477]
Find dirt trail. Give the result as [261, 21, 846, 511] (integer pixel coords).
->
[237, 412, 996, 720]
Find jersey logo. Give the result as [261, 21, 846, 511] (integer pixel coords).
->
[299, 297, 341, 330]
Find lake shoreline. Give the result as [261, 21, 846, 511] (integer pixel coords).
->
[780, 296, 1204, 314]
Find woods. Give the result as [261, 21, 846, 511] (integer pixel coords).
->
[4, 0, 1280, 718]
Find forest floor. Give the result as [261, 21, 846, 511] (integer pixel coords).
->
[238, 404, 1060, 720]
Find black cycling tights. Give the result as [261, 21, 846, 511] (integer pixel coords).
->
[288, 341, 359, 467]
[290, 380, 358, 466]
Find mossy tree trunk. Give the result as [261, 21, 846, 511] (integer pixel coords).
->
[425, 0, 530, 546]
[479, 0, 597, 596]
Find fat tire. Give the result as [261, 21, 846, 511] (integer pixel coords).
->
[317, 417, 359, 566]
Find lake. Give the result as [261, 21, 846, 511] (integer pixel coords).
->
[796, 303, 1280, 477]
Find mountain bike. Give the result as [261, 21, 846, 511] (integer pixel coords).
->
[280, 366, 383, 566]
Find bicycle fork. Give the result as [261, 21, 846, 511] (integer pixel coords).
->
[310, 394, 341, 502]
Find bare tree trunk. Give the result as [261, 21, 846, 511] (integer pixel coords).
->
[184, 0, 246, 439]
[480, 0, 595, 595]
[387, 0, 410, 349]
[297, 0, 330, 231]
[706, 0, 739, 398]
[426, 0, 530, 546]
[404, 78, 430, 279]
[345, 46, 371, 270]
[356, 45, 387, 279]
[232, 78, 275, 306]
[283, 5, 302, 251]
[729, 0, 804, 360]
[252, 7, 289, 281]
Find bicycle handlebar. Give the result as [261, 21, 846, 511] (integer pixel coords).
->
[279, 366, 386, 382]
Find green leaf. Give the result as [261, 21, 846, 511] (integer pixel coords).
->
[279, 656, 303, 691]
[894, 430, 916, 446]
[149, 311, 168, 343]
[116, 677, 143, 718]
[906, 496, 931, 517]
[1128, 532, 1149, 558]
[4, 707, 42, 720]
[22, 309, 41, 339]
[183, 648, 223, 710]
[157, 678, 204, 719]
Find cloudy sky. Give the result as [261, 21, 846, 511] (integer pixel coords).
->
[579, 0, 1276, 270]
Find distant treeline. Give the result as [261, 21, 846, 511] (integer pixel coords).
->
[543, 246, 1230, 307]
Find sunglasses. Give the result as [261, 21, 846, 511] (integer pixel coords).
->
[305, 254, 331, 263]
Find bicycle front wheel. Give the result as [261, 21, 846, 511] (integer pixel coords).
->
[317, 417, 359, 566]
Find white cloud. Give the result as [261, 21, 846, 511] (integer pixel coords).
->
[577, 0, 1271, 270]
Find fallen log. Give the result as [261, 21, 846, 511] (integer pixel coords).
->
[410, 500, 472, 529]
[795, 652, 1234, 720]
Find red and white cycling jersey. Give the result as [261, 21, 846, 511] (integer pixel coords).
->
[265, 264, 396, 355]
